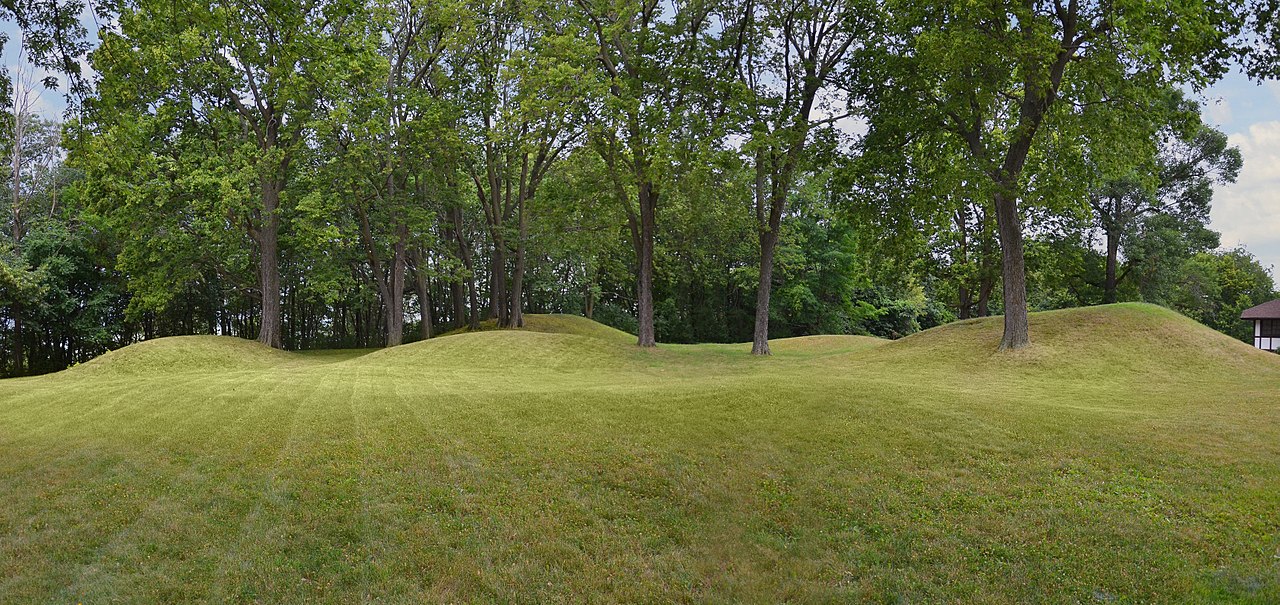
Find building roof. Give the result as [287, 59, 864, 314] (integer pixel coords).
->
[1241, 299, 1280, 319]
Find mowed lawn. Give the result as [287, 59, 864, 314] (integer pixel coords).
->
[1, 303, 1278, 603]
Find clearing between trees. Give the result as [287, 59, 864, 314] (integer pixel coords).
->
[1, 303, 1278, 603]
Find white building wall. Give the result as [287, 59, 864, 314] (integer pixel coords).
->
[1255, 321, 1277, 351]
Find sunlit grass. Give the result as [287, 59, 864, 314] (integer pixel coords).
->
[1, 304, 1278, 602]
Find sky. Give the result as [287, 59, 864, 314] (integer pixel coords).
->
[1202, 74, 1280, 272]
[3, 17, 1280, 272]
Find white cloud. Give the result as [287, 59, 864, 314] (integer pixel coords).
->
[1211, 120, 1280, 272]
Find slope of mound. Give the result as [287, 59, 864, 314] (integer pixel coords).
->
[440, 313, 636, 344]
[864, 303, 1280, 382]
[762, 334, 886, 355]
[69, 335, 299, 376]
[346, 328, 636, 374]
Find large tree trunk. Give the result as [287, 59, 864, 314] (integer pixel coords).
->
[1103, 226, 1120, 304]
[257, 177, 284, 349]
[994, 188, 1029, 350]
[492, 243, 507, 326]
[752, 229, 779, 355]
[384, 228, 407, 347]
[636, 181, 657, 347]
[449, 206, 480, 330]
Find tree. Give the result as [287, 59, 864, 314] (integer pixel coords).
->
[731, 0, 868, 355]
[1090, 121, 1241, 303]
[90, 0, 357, 348]
[1172, 247, 1276, 342]
[571, 0, 724, 347]
[1244, 0, 1279, 80]
[313, 0, 464, 346]
[863, 0, 1243, 349]
[464, 0, 578, 329]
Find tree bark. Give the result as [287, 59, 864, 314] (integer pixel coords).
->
[385, 227, 407, 346]
[1103, 226, 1120, 304]
[752, 229, 779, 355]
[510, 197, 528, 328]
[256, 177, 284, 349]
[636, 181, 657, 347]
[450, 279, 465, 329]
[447, 206, 480, 330]
[491, 244, 507, 326]
[994, 188, 1030, 349]
[977, 276, 993, 318]
[412, 249, 432, 340]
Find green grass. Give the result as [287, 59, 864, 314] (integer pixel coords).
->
[2, 303, 1278, 603]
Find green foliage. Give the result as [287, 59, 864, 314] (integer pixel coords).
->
[1170, 247, 1277, 342]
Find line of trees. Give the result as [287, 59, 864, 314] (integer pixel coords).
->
[1, 0, 1278, 376]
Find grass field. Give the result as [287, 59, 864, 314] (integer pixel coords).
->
[1, 303, 1278, 603]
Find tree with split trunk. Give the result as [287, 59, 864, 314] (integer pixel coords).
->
[464, 0, 579, 329]
[727, 0, 869, 355]
[863, 0, 1244, 350]
[317, 0, 464, 347]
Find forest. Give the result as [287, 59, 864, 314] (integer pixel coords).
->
[2, 0, 1279, 376]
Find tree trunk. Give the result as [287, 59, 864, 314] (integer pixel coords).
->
[449, 206, 480, 330]
[752, 229, 779, 355]
[1103, 227, 1120, 304]
[976, 227, 996, 317]
[11, 302, 22, 376]
[413, 249, 432, 340]
[636, 181, 657, 347]
[385, 229, 407, 347]
[450, 279, 466, 329]
[510, 195, 528, 328]
[977, 277, 993, 318]
[257, 177, 284, 349]
[994, 189, 1030, 350]
[492, 244, 507, 326]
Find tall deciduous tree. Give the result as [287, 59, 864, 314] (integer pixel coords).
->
[1091, 121, 1240, 303]
[92, 0, 356, 348]
[465, 0, 577, 329]
[571, 0, 722, 347]
[864, 0, 1242, 349]
[732, 0, 868, 355]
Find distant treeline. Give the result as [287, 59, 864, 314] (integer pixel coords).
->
[1, 0, 1278, 376]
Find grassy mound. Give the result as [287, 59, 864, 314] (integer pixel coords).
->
[440, 313, 636, 344]
[3, 304, 1279, 603]
[865, 303, 1280, 382]
[348, 328, 637, 374]
[67, 335, 300, 376]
